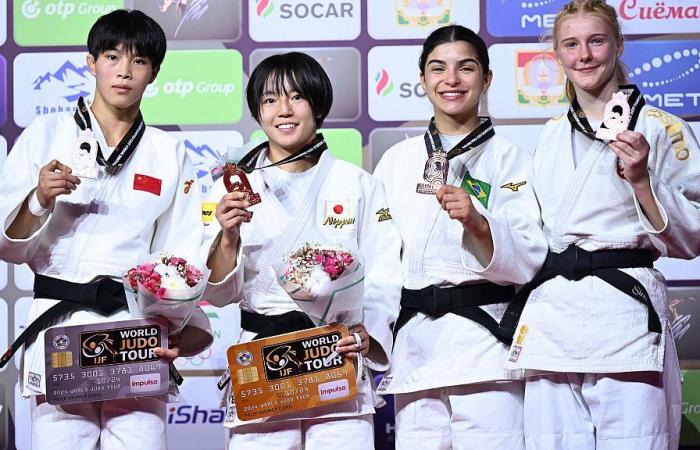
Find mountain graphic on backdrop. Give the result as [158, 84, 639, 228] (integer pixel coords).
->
[32, 60, 93, 103]
[183, 139, 220, 160]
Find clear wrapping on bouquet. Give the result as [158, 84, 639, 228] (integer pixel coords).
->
[122, 253, 209, 335]
[274, 242, 365, 326]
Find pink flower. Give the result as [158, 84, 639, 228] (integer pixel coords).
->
[127, 255, 203, 299]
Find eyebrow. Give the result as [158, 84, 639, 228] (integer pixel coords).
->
[427, 58, 479, 66]
[560, 33, 609, 41]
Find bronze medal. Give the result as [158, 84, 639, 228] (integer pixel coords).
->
[416, 150, 448, 194]
[223, 163, 262, 206]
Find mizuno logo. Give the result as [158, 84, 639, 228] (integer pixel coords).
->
[501, 181, 527, 192]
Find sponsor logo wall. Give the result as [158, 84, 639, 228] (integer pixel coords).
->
[0, 1, 698, 449]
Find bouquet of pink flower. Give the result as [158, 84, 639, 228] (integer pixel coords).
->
[123, 253, 208, 334]
[275, 242, 364, 325]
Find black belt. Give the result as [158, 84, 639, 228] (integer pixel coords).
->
[241, 310, 316, 340]
[498, 245, 659, 344]
[394, 283, 516, 345]
[217, 309, 317, 391]
[0, 274, 126, 369]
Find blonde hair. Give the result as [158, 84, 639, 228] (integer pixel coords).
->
[551, 0, 628, 101]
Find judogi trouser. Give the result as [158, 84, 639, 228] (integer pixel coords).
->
[32, 395, 166, 450]
[523, 333, 681, 450]
[394, 381, 525, 450]
[228, 414, 374, 450]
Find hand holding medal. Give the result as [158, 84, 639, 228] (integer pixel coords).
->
[416, 150, 449, 194]
[71, 130, 99, 179]
[416, 117, 495, 195]
[223, 163, 262, 206]
[596, 91, 631, 142]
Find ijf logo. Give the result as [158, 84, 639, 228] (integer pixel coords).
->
[249, 0, 360, 42]
[368, 0, 478, 39]
[609, 0, 700, 35]
[487, 0, 567, 36]
[13, 52, 95, 127]
[368, 46, 431, 121]
[623, 40, 700, 116]
[488, 43, 568, 119]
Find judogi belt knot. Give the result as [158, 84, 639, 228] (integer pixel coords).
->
[217, 310, 317, 391]
[0, 274, 126, 369]
[241, 309, 316, 340]
[499, 245, 660, 345]
[394, 283, 516, 346]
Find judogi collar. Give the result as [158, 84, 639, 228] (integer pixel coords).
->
[73, 96, 146, 175]
[424, 116, 495, 161]
[567, 84, 645, 140]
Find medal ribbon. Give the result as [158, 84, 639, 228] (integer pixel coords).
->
[567, 84, 645, 140]
[237, 133, 328, 174]
[423, 116, 496, 161]
[74, 96, 146, 175]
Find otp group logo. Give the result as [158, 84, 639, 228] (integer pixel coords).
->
[623, 40, 700, 116]
[375, 69, 394, 97]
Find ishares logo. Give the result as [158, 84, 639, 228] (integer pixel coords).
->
[167, 405, 225, 424]
[256, 0, 274, 17]
[375, 69, 394, 97]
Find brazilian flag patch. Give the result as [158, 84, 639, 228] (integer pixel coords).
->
[461, 171, 491, 209]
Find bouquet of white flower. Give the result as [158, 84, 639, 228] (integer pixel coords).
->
[123, 253, 208, 334]
[275, 242, 364, 326]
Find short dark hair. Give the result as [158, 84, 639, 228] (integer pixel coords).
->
[419, 25, 490, 75]
[88, 9, 167, 70]
[246, 52, 333, 128]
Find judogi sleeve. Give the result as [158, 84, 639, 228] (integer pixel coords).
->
[150, 145, 213, 356]
[460, 143, 549, 285]
[199, 177, 245, 307]
[640, 115, 700, 258]
[358, 175, 402, 371]
[0, 117, 56, 263]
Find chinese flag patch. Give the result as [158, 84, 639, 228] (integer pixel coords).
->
[133, 173, 162, 196]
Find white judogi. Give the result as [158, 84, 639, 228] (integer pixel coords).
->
[201, 149, 402, 447]
[0, 112, 213, 449]
[511, 106, 700, 450]
[373, 132, 548, 449]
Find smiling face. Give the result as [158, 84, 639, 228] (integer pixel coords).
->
[420, 41, 492, 132]
[554, 13, 622, 99]
[87, 45, 158, 113]
[258, 77, 318, 157]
